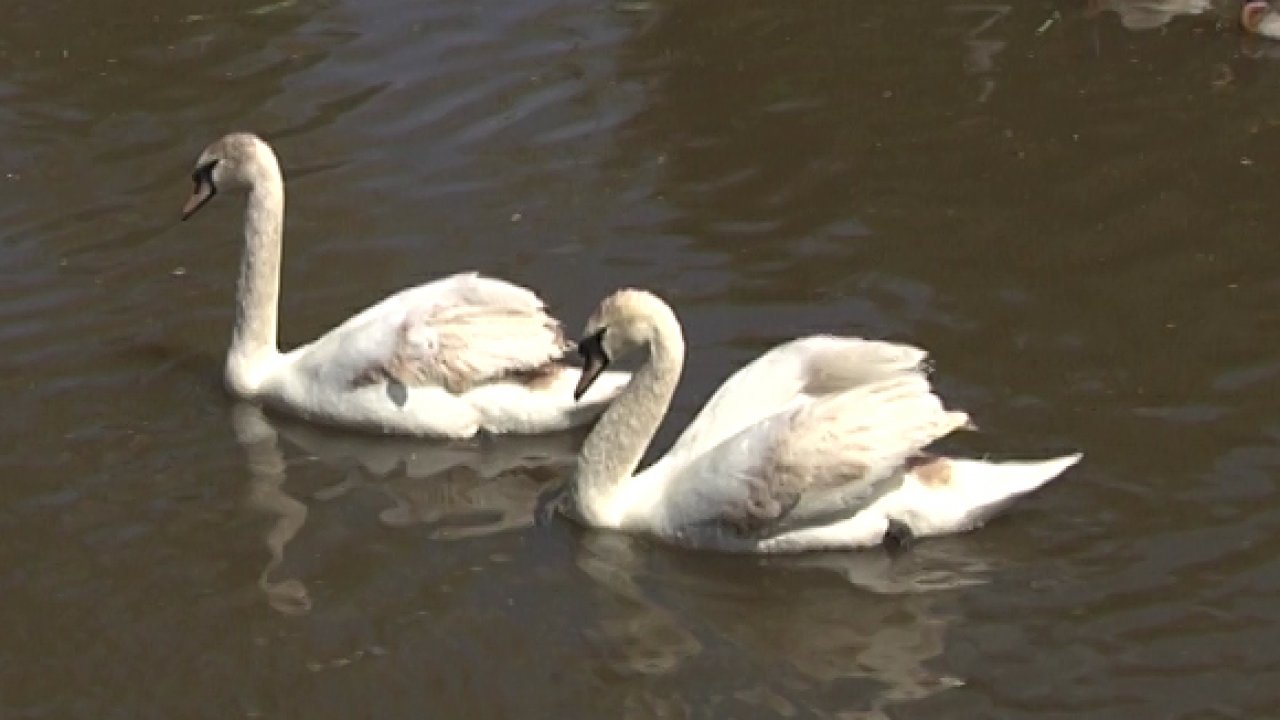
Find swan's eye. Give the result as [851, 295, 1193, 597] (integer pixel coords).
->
[192, 159, 219, 185]
[576, 328, 609, 363]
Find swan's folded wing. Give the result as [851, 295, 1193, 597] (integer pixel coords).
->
[670, 374, 968, 538]
[352, 273, 571, 392]
[665, 335, 929, 464]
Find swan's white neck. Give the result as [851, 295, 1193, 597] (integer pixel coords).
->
[225, 157, 285, 397]
[572, 311, 685, 528]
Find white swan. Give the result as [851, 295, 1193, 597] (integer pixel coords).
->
[1242, 0, 1280, 39]
[181, 132, 630, 438]
[566, 289, 1082, 553]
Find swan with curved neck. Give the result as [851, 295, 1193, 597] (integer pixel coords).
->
[181, 132, 630, 438]
[568, 289, 1082, 553]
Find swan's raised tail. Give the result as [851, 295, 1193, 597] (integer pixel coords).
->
[898, 452, 1082, 538]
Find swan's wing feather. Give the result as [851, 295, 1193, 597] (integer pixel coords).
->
[672, 374, 967, 538]
[666, 335, 929, 463]
[771, 374, 968, 494]
[347, 273, 570, 391]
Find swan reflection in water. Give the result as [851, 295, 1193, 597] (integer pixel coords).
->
[1083, 0, 1214, 30]
[230, 403, 583, 615]
[573, 528, 994, 718]
[232, 403, 998, 714]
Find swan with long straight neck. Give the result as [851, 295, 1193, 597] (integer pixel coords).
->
[183, 133, 285, 396]
[568, 289, 1083, 553]
[179, 133, 632, 438]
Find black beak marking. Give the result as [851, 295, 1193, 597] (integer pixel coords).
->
[574, 329, 610, 402]
[181, 160, 219, 221]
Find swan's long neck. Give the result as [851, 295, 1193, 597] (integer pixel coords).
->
[573, 313, 685, 528]
[226, 159, 285, 397]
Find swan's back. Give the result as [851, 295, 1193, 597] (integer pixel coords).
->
[664, 335, 928, 464]
[290, 272, 569, 391]
[649, 371, 966, 541]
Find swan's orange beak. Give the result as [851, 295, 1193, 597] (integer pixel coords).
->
[181, 179, 216, 221]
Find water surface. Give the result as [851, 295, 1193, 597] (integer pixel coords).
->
[4, 1, 1280, 717]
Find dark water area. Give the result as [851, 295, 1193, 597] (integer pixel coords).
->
[4, 0, 1280, 717]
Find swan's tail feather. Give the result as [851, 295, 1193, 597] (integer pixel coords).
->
[944, 453, 1081, 498]
[751, 452, 1081, 554]
[901, 452, 1082, 537]
[798, 336, 928, 395]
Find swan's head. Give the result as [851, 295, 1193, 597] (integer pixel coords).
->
[574, 288, 679, 401]
[181, 133, 280, 221]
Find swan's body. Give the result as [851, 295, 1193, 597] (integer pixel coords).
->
[567, 289, 1082, 553]
[1243, 1, 1280, 39]
[182, 133, 629, 438]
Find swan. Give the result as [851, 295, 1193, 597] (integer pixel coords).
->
[1242, 0, 1280, 39]
[566, 289, 1083, 553]
[180, 132, 630, 438]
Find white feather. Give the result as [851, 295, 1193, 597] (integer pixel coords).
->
[269, 274, 631, 439]
[663, 335, 928, 464]
[570, 289, 1082, 553]
[186, 133, 629, 439]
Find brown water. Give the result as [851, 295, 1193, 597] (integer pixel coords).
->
[4, 0, 1280, 717]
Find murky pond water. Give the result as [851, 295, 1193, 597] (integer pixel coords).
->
[4, 0, 1280, 716]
